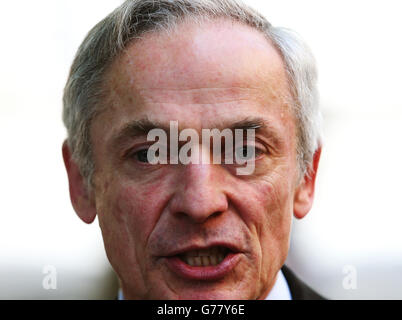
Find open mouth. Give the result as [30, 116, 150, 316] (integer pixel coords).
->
[178, 246, 231, 267]
[165, 245, 241, 281]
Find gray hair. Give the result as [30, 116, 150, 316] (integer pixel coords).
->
[63, 0, 322, 188]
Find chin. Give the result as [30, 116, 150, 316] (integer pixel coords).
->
[173, 292, 245, 300]
[182, 293, 247, 300]
[162, 284, 253, 300]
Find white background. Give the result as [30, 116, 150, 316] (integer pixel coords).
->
[0, 0, 401, 299]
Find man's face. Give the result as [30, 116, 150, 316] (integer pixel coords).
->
[90, 20, 300, 299]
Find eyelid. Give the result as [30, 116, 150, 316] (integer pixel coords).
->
[233, 138, 269, 153]
[123, 142, 153, 159]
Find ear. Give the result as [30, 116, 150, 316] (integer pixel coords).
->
[293, 147, 322, 220]
[62, 140, 97, 224]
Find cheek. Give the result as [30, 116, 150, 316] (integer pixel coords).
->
[263, 178, 294, 233]
[236, 175, 294, 242]
[251, 179, 294, 270]
[96, 178, 174, 280]
[235, 180, 283, 224]
[110, 180, 172, 244]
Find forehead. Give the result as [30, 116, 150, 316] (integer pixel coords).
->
[107, 19, 289, 96]
[95, 19, 294, 140]
[112, 19, 286, 88]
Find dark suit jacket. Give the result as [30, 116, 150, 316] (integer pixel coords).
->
[282, 265, 326, 300]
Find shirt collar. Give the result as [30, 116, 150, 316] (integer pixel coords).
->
[265, 269, 292, 300]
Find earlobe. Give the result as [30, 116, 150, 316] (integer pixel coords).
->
[293, 147, 322, 220]
[62, 140, 97, 224]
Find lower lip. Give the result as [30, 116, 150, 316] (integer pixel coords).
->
[165, 253, 241, 281]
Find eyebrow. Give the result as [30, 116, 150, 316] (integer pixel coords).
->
[109, 116, 282, 151]
[225, 117, 267, 131]
[220, 117, 283, 146]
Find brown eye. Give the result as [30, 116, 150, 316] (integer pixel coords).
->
[134, 149, 150, 163]
[130, 147, 161, 164]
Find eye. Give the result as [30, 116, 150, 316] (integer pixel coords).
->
[235, 145, 256, 161]
[128, 146, 162, 164]
[231, 143, 266, 164]
[134, 149, 150, 163]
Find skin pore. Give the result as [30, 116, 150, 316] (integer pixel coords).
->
[63, 18, 320, 299]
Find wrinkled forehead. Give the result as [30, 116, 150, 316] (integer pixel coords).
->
[104, 18, 291, 104]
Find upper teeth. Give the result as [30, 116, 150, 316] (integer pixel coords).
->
[180, 247, 228, 267]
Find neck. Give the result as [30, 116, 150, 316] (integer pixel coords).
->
[257, 272, 279, 300]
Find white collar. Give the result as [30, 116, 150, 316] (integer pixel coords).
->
[118, 269, 292, 300]
[265, 269, 292, 300]
[118, 288, 124, 300]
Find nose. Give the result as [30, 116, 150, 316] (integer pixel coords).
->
[168, 163, 229, 224]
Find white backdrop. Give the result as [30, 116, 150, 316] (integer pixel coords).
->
[0, 0, 401, 299]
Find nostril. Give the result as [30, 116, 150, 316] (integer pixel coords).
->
[174, 211, 190, 221]
[210, 211, 223, 219]
[173, 210, 223, 223]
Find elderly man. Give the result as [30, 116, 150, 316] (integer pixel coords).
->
[62, 0, 323, 300]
